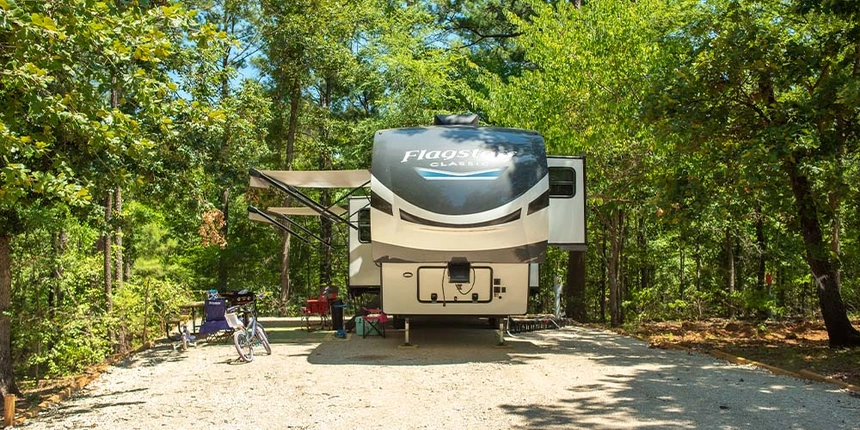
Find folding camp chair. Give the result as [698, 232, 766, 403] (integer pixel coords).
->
[361, 307, 387, 338]
[198, 298, 232, 336]
[300, 295, 331, 331]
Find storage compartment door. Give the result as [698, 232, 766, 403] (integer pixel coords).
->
[417, 266, 493, 304]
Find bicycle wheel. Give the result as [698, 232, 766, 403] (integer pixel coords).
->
[233, 330, 254, 362]
[255, 325, 272, 355]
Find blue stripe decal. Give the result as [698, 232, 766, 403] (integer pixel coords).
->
[415, 167, 505, 181]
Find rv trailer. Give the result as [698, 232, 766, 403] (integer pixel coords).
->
[249, 115, 586, 343]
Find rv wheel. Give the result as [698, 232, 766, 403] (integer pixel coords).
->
[393, 316, 405, 329]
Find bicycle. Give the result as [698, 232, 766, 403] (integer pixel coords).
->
[225, 293, 271, 362]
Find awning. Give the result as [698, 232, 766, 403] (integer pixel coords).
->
[249, 169, 370, 189]
[246, 206, 331, 247]
[247, 168, 365, 231]
[267, 206, 347, 216]
[248, 211, 271, 224]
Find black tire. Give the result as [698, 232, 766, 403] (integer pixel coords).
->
[392, 316, 405, 330]
[233, 330, 254, 362]
[255, 325, 272, 355]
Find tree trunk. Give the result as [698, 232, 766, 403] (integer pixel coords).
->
[279, 231, 291, 316]
[115, 187, 123, 289]
[638, 217, 649, 295]
[608, 209, 623, 327]
[736, 238, 746, 318]
[104, 192, 113, 312]
[283, 77, 300, 169]
[318, 78, 333, 288]
[277, 77, 301, 315]
[679, 235, 685, 300]
[695, 239, 702, 293]
[50, 230, 67, 312]
[0, 235, 21, 397]
[785, 158, 860, 347]
[754, 204, 767, 318]
[726, 229, 735, 319]
[107, 72, 118, 307]
[599, 227, 607, 323]
[217, 23, 233, 291]
[619, 211, 626, 324]
[566, 250, 587, 322]
[319, 189, 332, 287]
[829, 193, 841, 288]
[218, 189, 230, 290]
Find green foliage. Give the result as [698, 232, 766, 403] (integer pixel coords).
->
[0, 0, 217, 210]
[20, 304, 111, 378]
[10, 219, 109, 378]
[112, 279, 190, 345]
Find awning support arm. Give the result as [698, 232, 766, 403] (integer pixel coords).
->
[250, 168, 359, 230]
[276, 213, 331, 248]
[247, 206, 315, 247]
[347, 200, 371, 221]
[331, 180, 370, 209]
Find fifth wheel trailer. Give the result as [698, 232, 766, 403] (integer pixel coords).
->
[249, 115, 586, 341]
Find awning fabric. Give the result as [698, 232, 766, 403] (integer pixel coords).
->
[250, 170, 370, 189]
[248, 211, 272, 224]
[248, 206, 347, 224]
[267, 206, 347, 216]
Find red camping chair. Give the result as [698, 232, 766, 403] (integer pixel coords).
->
[301, 295, 331, 331]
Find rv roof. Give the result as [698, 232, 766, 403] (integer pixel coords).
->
[250, 169, 370, 189]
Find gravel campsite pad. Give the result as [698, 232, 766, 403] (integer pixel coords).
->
[17, 320, 860, 430]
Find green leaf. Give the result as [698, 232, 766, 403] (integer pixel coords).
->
[31, 13, 58, 32]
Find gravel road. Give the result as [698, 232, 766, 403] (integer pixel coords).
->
[16, 319, 860, 430]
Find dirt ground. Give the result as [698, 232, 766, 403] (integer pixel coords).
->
[10, 319, 860, 430]
[8, 317, 860, 427]
[619, 318, 860, 387]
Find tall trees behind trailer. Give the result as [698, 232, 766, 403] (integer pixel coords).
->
[643, 0, 860, 346]
[469, 0, 859, 346]
[473, 0, 668, 327]
[256, 0, 471, 308]
[256, 0, 381, 310]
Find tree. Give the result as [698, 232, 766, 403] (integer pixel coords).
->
[185, 0, 269, 290]
[645, 0, 860, 346]
[472, 0, 674, 326]
[255, 0, 467, 308]
[0, 0, 220, 395]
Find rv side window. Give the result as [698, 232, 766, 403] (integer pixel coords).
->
[358, 208, 371, 243]
[549, 167, 576, 198]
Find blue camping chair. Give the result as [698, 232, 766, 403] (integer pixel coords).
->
[198, 298, 232, 335]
